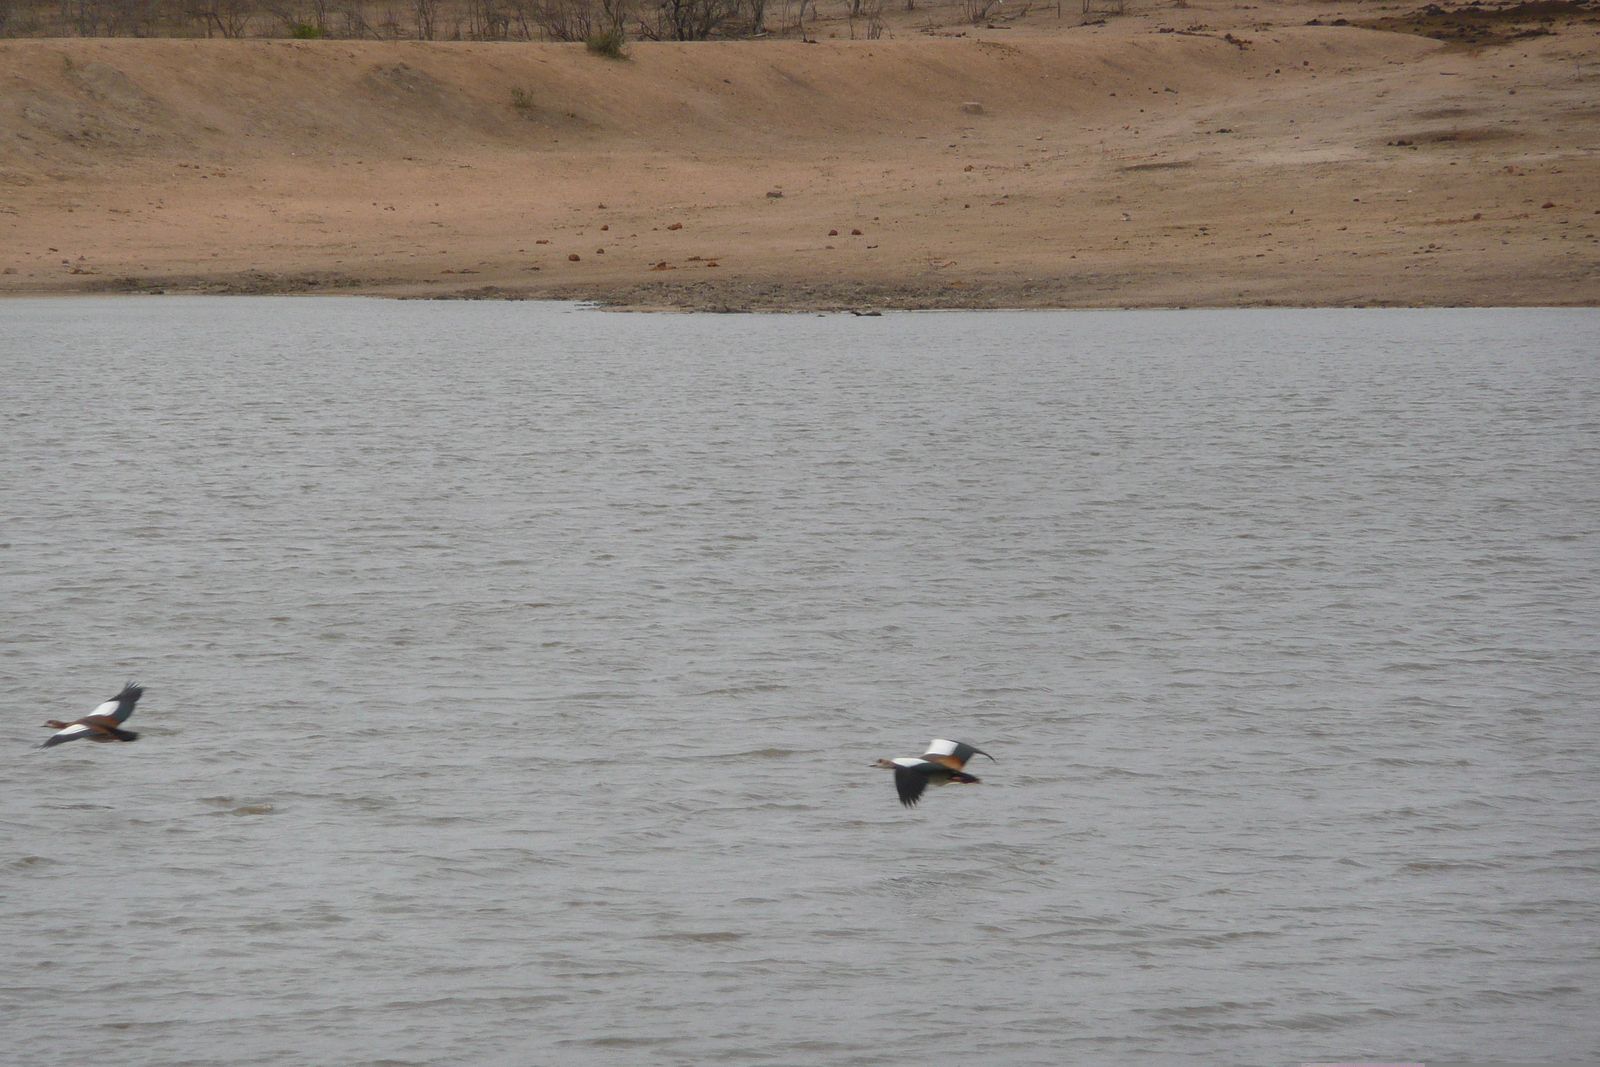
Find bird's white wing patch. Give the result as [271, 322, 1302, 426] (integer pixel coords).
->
[924, 738, 959, 756]
[92, 699, 120, 718]
[53, 723, 92, 738]
[891, 757, 926, 768]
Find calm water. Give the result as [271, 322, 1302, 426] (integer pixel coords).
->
[2, 299, 1597, 1067]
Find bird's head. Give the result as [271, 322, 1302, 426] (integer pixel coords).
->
[43, 720, 70, 729]
[871, 758, 898, 770]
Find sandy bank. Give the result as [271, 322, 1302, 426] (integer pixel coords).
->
[2, 1, 1597, 308]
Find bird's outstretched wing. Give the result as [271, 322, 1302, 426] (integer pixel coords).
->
[92, 683, 144, 724]
[39, 722, 94, 748]
[922, 738, 994, 770]
[893, 761, 934, 808]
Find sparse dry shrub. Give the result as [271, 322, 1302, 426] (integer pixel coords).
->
[585, 21, 623, 52]
[0, 0, 774, 38]
[411, 0, 437, 36]
[527, 0, 593, 39]
[961, 0, 997, 23]
[640, 0, 745, 41]
[186, 0, 256, 35]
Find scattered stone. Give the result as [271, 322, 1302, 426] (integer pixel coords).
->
[667, 222, 683, 230]
[961, 102, 984, 114]
[851, 228, 863, 235]
[766, 190, 784, 198]
[568, 253, 581, 261]
[828, 229, 839, 236]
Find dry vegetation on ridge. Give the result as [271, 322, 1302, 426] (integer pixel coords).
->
[2, 0, 1597, 308]
[4, 0, 780, 42]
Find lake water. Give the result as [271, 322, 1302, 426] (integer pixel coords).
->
[2, 298, 1597, 1067]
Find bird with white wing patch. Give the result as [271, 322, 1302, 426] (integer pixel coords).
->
[38, 683, 145, 748]
[872, 738, 995, 808]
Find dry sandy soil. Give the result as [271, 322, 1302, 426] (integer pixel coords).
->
[2, 0, 1597, 308]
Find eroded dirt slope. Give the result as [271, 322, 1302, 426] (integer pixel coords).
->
[3, 1, 1596, 307]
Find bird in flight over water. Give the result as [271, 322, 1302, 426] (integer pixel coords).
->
[873, 738, 995, 808]
[39, 683, 145, 748]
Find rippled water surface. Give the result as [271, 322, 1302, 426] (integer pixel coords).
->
[3, 298, 1597, 1067]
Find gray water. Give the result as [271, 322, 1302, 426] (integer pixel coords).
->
[2, 298, 1597, 1067]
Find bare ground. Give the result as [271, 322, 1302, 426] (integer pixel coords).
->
[2, 0, 1597, 309]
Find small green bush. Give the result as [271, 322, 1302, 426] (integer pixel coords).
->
[585, 26, 627, 58]
[290, 22, 323, 38]
[510, 88, 535, 112]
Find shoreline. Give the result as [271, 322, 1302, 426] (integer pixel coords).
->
[8, 284, 1594, 314]
[7, 273, 1597, 312]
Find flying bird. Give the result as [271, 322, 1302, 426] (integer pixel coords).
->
[39, 682, 145, 748]
[873, 738, 994, 808]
